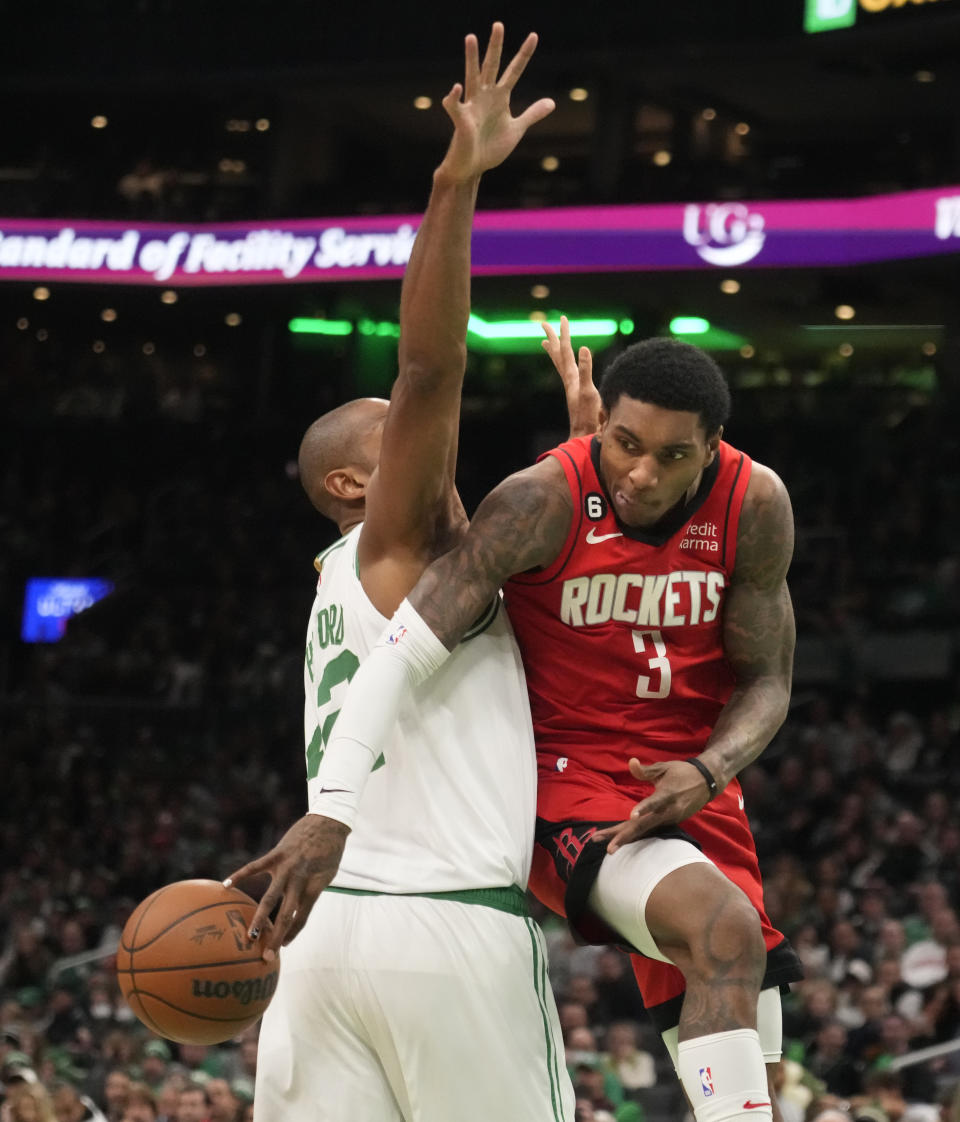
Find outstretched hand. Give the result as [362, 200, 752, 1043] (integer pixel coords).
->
[542, 315, 601, 438]
[437, 22, 555, 183]
[224, 813, 350, 959]
[591, 758, 714, 854]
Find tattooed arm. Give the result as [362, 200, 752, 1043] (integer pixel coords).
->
[594, 463, 795, 852]
[407, 456, 574, 646]
[693, 463, 796, 787]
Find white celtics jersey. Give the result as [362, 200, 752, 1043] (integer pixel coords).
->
[303, 526, 537, 894]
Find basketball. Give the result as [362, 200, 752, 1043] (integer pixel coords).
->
[116, 878, 280, 1045]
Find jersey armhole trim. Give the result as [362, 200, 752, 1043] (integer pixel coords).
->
[720, 451, 747, 571]
[462, 595, 501, 641]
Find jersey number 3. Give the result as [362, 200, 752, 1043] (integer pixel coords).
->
[632, 628, 672, 699]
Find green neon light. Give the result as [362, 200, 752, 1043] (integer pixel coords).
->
[288, 318, 353, 336]
[669, 316, 710, 335]
[467, 314, 619, 340]
[290, 314, 622, 344]
[804, 0, 856, 33]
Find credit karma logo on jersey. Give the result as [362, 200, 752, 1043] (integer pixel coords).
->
[679, 520, 719, 553]
[683, 203, 766, 266]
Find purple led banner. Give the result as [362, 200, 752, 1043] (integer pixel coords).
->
[1, 185, 959, 285]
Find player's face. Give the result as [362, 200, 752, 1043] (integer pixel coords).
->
[597, 395, 720, 528]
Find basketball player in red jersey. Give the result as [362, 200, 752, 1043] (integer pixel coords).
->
[316, 325, 803, 1122]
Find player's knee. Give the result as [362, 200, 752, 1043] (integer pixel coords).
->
[681, 882, 765, 988]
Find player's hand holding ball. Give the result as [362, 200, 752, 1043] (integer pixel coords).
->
[116, 879, 279, 1045]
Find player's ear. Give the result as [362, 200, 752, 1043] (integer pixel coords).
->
[324, 465, 370, 502]
[704, 426, 722, 466]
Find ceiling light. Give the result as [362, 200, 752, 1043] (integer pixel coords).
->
[36, 329, 48, 341]
[569, 87, 588, 102]
[160, 290, 178, 305]
[530, 284, 550, 299]
[16, 317, 28, 330]
[91, 115, 108, 129]
[101, 308, 117, 322]
[914, 70, 935, 83]
[838, 343, 854, 357]
[413, 96, 432, 110]
[701, 108, 716, 121]
[922, 341, 937, 356]
[735, 122, 750, 136]
[255, 118, 271, 131]
[193, 344, 207, 357]
[225, 313, 242, 327]
[834, 304, 855, 320]
[652, 150, 672, 167]
[739, 344, 755, 359]
[720, 279, 740, 294]
[92, 340, 105, 353]
[669, 316, 710, 335]
[142, 342, 156, 355]
[541, 156, 559, 172]
[33, 286, 50, 301]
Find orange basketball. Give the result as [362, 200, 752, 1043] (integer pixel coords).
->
[116, 879, 280, 1045]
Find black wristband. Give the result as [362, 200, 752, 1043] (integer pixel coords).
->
[685, 756, 719, 799]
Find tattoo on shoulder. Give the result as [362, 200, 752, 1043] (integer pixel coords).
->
[736, 466, 795, 588]
[410, 464, 572, 646]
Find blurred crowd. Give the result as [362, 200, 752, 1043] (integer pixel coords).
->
[1, 354, 959, 1122]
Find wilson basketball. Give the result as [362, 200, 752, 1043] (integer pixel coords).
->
[116, 878, 280, 1045]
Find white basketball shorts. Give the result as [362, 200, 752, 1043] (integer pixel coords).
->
[254, 887, 573, 1122]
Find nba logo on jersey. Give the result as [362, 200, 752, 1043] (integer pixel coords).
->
[700, 1067, 716, 1097]
[386, 625, 408, 646]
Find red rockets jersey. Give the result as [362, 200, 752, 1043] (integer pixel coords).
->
[504, 434, 752, 814]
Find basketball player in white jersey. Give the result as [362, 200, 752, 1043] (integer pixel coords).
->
[227, 26, 575, 1122]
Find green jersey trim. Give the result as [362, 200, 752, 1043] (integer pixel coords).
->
[326, 883, 528, 917]
[313, 536, 349, 570]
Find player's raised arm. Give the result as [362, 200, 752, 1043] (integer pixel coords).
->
[360, 24, 555, 612]
[541, 315, 601, 439]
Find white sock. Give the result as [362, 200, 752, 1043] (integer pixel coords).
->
[677, 1028, 772, 1122]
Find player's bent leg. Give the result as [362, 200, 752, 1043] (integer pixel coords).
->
[588, 840, 772, 1122]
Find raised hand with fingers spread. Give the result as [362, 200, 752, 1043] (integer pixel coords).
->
[541, 314, 601, 439]
[437, 22, 555, 185]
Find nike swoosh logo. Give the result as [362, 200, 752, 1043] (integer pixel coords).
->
[743, 1102, 770, 1110]
[585, 528, 623, 544]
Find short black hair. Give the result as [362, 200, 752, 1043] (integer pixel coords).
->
[599, 337, 730, 435]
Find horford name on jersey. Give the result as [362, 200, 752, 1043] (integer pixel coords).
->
[560, 570, 725, 628]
